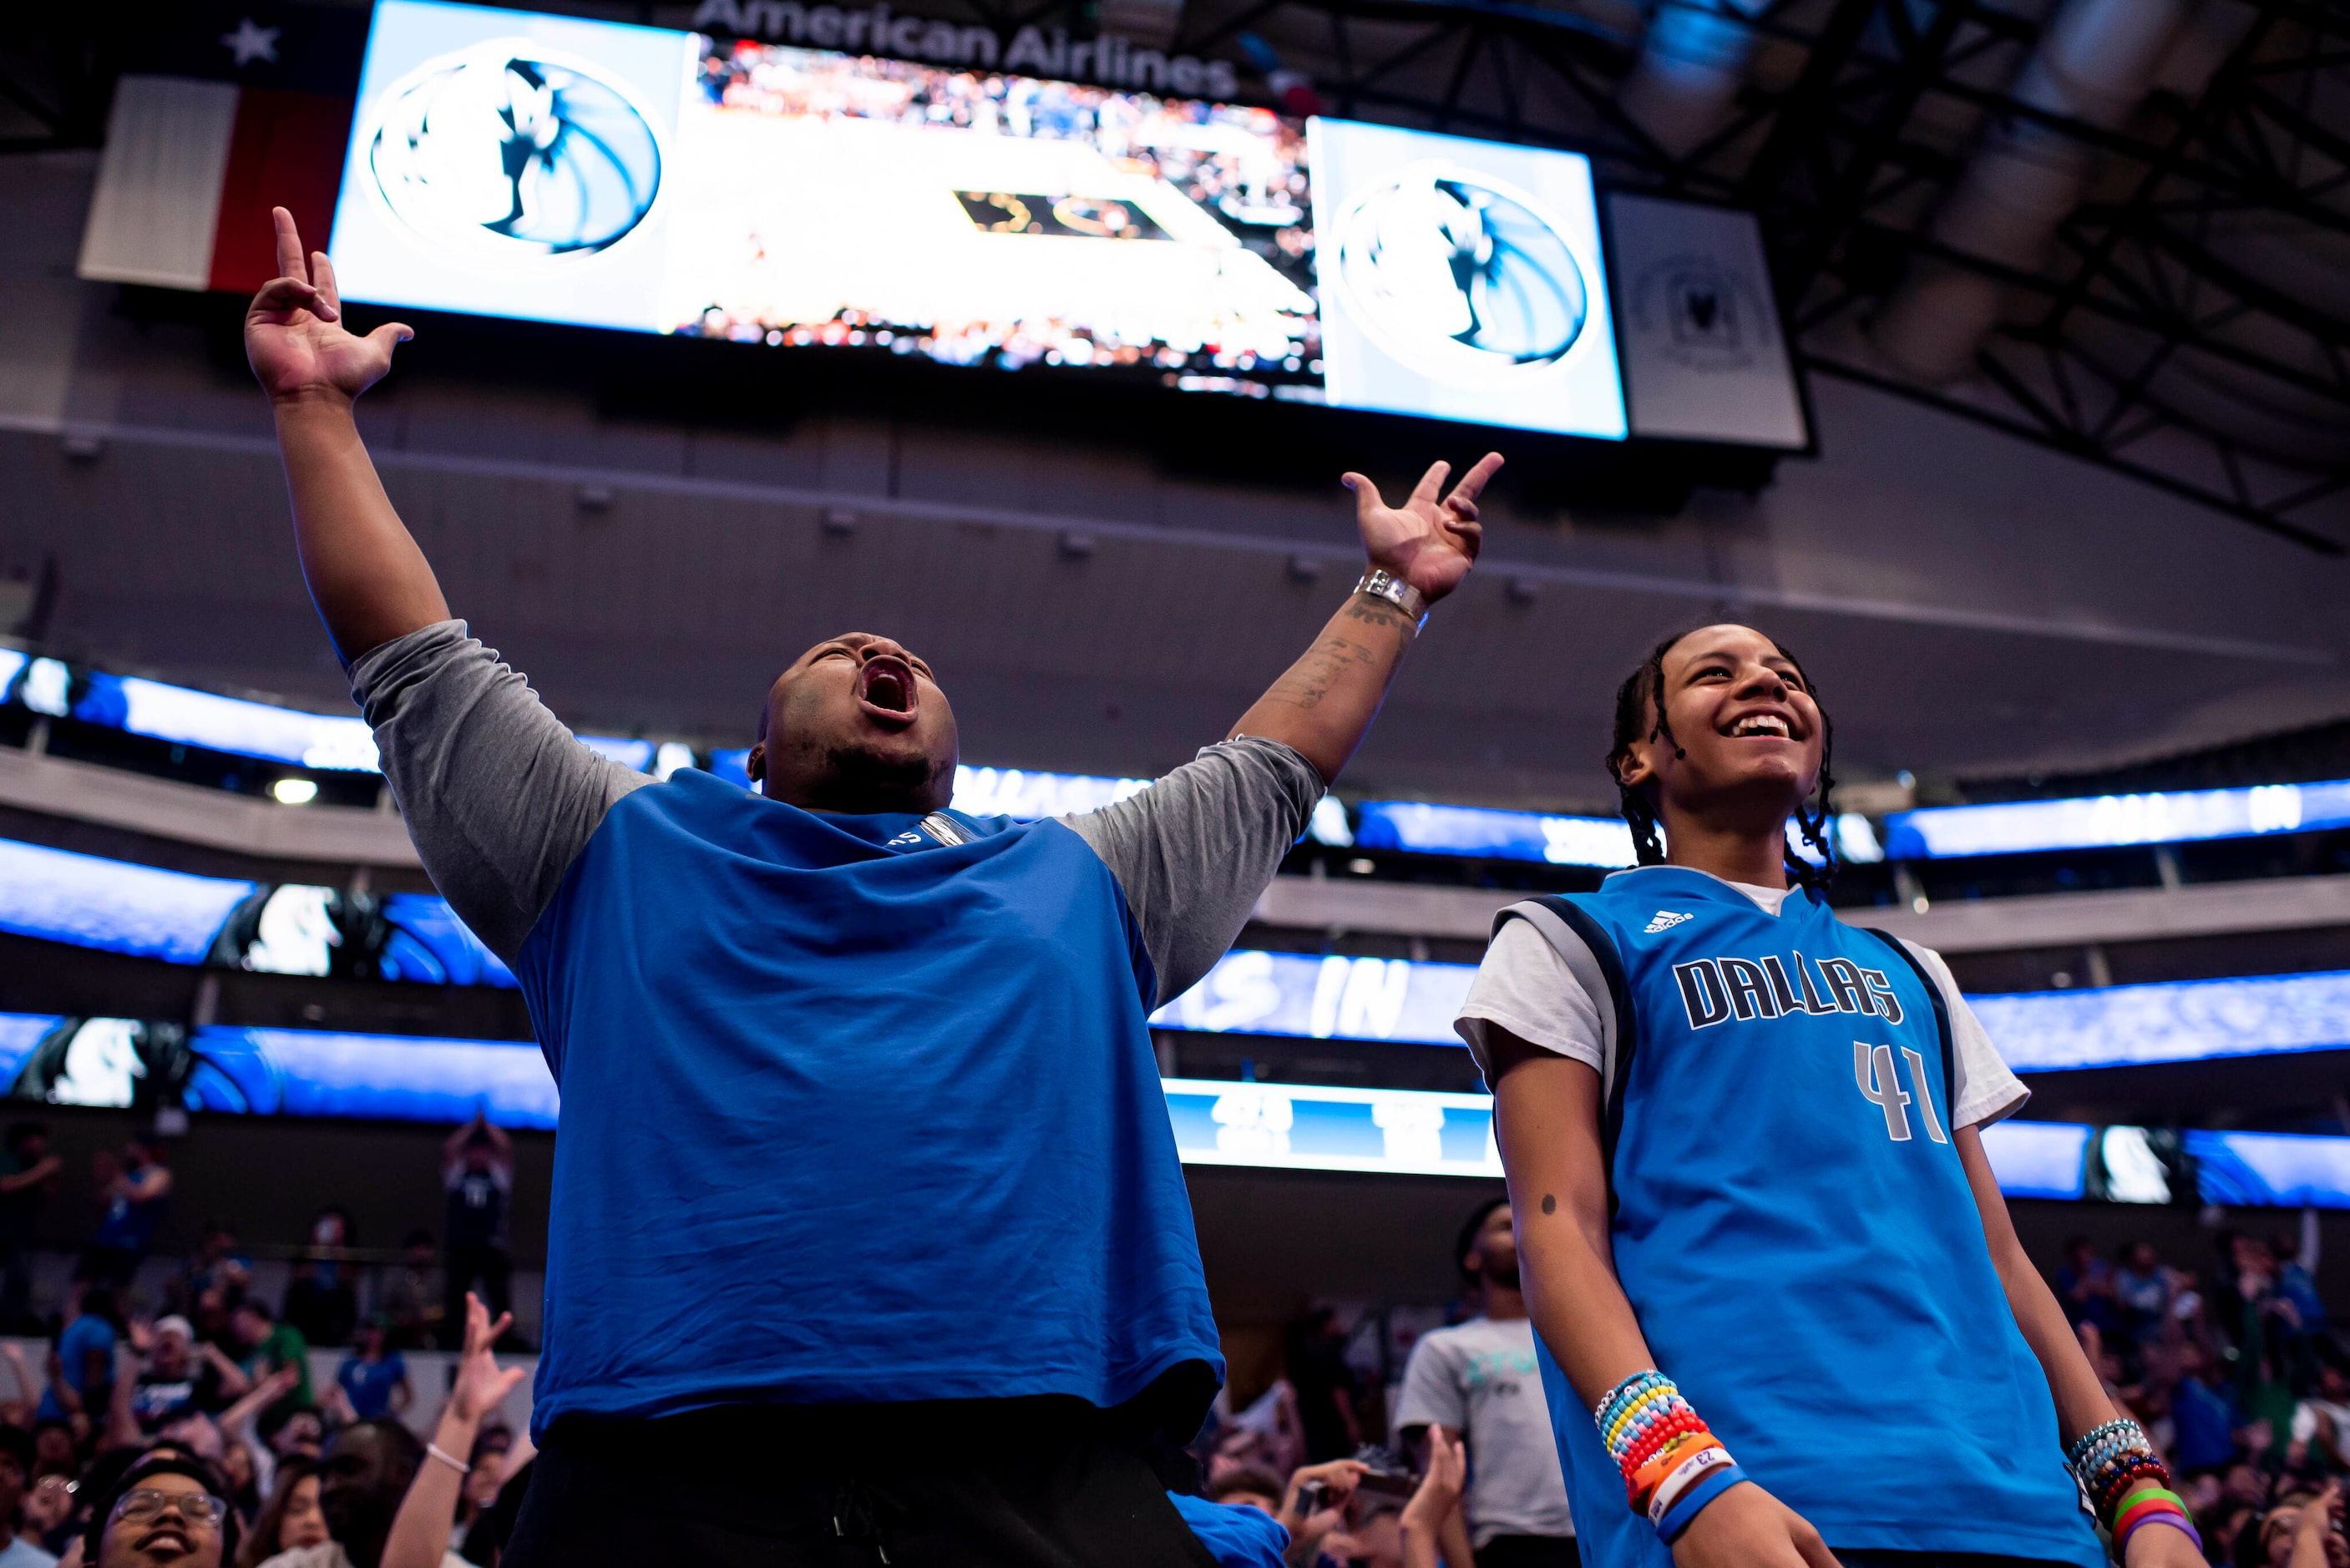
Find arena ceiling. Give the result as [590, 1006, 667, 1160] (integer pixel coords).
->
[4, 0, 2350, 807]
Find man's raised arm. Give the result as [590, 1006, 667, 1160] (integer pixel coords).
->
[246, 206, 442, 664]
[1228, 453, 1498, 783]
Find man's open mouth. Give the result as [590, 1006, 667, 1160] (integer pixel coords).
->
[855, 655, 919, 723]
[137, 1525, 195, 1555]
[1723, 712, 1794, 740]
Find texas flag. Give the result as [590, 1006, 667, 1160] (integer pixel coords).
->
[76, 4, 367, 294]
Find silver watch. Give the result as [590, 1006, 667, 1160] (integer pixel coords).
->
[1355, 569, 1428, 627]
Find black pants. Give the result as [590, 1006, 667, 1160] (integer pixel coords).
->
[504, 1398, 1223, 1568]
[443, 1244, 510, 1343]
[1476, 1535, 1579, 1568]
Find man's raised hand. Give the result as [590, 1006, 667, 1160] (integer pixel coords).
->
[245, 207, 412, 407]
[1340, 452, 1501, 608]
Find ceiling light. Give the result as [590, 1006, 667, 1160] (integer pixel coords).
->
[272, 778, 319, 806]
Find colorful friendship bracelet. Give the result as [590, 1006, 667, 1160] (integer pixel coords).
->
[1594, 1371, 1740, 1539]
[2064, 1419, 2201, 1559]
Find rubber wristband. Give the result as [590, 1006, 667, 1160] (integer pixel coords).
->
[1657, 1463, 1746, 1544]
[1629, 1435, 1714, 1507]
[2118, 1510, 2202, 1555]
[2114, 1494, 2188, 1538]
[1645, 1444, 1732, 1524]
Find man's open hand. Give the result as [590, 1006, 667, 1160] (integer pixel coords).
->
[1340, 452, 1500, 607]
[246, 207, 412, 407]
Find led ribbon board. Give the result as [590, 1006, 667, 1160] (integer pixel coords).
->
[1882, 781, 2350, 858]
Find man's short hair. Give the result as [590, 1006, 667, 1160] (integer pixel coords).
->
[1456, 1195, 1510, 1279]
[84, 1449, 241, 1560]
[1205, 1467, 1285, 1507]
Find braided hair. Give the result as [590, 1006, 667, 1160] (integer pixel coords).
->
[1603, 626, 1840, 893]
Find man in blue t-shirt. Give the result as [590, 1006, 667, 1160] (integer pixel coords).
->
[241, 207, 1498, 1567]
[37, 1289, 116, 1436]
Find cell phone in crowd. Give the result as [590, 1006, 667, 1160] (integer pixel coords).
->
[1353, 1467, 1419, 1499]
[1294, 1479, 1330, 1516]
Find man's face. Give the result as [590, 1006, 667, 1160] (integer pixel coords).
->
[1466, 1207, 1519, 1289]
[153, 1331, 190, 1376]
[1616, 626, 1823, 839]
[747, 634, 959, 815]
[232, 1310, 265, 1348]
[97, 1473, 224, 1568]
[319, 1427, 403, 1544]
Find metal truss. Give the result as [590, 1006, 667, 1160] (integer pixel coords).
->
[1152, 0, 2350, 552]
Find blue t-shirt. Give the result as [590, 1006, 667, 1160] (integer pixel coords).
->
[337, 1353, 408, 1420]
[2171, 1376, 2239, 1471]
[1511, 870, 2101, 1568]
[38, 1315, 114, 1419]
[516, 772, 1222, 1433]
[93, 1166, 163, 1252]
[1168, 1494, 1288, 1568]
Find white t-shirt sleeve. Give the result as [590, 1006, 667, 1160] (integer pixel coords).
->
[1902, 940, 2028, 1129]
[1394, 1332, 1467, 1434]
[1453, 918, 1605, 1084]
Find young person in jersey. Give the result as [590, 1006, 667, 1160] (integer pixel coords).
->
[241, 208, 1498, 1568]
[1454, 624, 2206, 1568]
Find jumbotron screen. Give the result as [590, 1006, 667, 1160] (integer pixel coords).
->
[327, 0, 1628, 439]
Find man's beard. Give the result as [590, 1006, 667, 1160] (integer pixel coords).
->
[1482, 1259, 1522, 1291]
[791, 741, 948, 812]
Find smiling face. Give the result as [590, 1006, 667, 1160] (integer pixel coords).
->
[98, 1473, 225, 1568]
[1613, 625, 1826, 847]
[747, 633, 959, 815]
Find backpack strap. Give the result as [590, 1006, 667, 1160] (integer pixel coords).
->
[1495, 896, 1640, 1183]
[1854, 926, 1956, 1121]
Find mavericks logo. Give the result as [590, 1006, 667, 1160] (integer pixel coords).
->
[361, 39, 666, 263]
[1328, 161, 1591, 387]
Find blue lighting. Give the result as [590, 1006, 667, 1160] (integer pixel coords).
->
[0, 650, 23, 703]
[70, 673, 381, 771]
[377, 894, 517, 988]
[2187, 1129, 2350, 1210]
[1978, 1120, 2090, 1200]
[951, 765, 1151, 820]
[1354, 801, 1635, 867]
[1974, 969, 2350, 1073]
[0, 839, 256, 964]
[1883, 780, 2350, 859]
[575, 736, 656, 771]
[1153, 950, 1473, 1044]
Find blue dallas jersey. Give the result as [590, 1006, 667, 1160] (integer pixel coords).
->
[1502, 867, 2099, 1568]
[512, 771, 1222, 1434]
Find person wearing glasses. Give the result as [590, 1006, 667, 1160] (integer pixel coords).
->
[86, 1451, 241, 1568]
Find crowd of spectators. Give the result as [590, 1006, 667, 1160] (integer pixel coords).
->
[6, 1098, 2346, 1567]
[2052, 1217, 2349, 1566]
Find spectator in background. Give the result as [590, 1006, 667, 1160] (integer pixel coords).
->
[283, 1213, 357, 1352]
[239, 1462, 327, 1568]
[1203, 1469, 1284, 1516]
[223, 1301, 311, 1433]
[40, 1288, 117, 1440]
[377, 1236, 438, 1353]
[173, 1225, 251, 1323]
[2170, 1339, 2244, 1474]
[29, 1422, 73, 1482]
[0, 1125, 59, 1333]
[23, 1473, 72, 1559]
[129, 1318, 210, 1438]
[82, 1143, 171, 1292]
[1400, 1431, 1466, 1568]
[2296, 1358, 2350, 1473]
[377, 1295, 519, 1568]
[331, 1323, 408, 1425]
[1284, 1308, 1362, 1464]
[0, 1424, 58, 1568]
[81, 1449, 240, 1568]
[2114, 1240, 2170, 1346]
[440, 1116, 511, 1343]
[2058, 1235, 2120, 1338]
[277, 1419, 461, 1568]
[1396, 1198, 1573, 1568]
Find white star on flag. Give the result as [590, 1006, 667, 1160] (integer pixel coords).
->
[220, 18, 281, 66]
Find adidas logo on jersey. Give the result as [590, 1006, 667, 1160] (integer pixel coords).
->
[1644, 911, 1694, 934]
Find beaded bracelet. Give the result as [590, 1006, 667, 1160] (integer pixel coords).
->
[1595, 1370, 1740, 1538]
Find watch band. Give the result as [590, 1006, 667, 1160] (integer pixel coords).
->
[1355, 569, 1427, 626]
